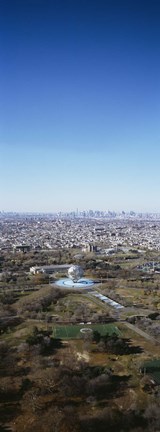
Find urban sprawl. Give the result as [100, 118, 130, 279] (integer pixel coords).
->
[1, 211, 160, 252]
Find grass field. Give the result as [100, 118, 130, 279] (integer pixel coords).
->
[52, 323, 121, 339]
[141, 359, 160, 384]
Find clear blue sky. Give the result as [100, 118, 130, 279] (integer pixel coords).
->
[0, 0, 160, 212]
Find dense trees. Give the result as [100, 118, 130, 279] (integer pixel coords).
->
[92, 332, 142, 355]
[26, 326, 62, 355]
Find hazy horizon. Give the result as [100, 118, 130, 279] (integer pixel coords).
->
[1, 0, 160, 212]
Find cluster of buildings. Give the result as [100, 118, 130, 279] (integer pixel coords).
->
[1, 214, 160, 252]
[137, 262, 160, 273]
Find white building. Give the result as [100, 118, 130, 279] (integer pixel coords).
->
[30, 264, 71, 275]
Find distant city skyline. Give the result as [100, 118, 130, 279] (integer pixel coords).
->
[1, 0, 160, 212]
[1, 209, 160, 217]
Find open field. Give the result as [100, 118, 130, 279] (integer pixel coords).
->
[52, 323, 121, 339]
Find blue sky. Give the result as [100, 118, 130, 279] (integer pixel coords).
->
[0, 0, 160, 212]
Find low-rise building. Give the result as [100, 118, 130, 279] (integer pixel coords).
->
[30, 264, 71, 275]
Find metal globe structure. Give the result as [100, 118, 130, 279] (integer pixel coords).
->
[68, 265, 83, 282]
[54, 264, 94, 288]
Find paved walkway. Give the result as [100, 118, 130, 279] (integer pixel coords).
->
[124, 321, 160, 344]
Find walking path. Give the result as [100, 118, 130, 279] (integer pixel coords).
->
[124, 321, 160, 344]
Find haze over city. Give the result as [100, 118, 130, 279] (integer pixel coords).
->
[1, 0, 160, 212]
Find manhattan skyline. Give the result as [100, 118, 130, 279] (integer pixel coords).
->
[0, 0, 160, 213]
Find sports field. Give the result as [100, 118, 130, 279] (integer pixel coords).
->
[141, 359, 160, 385]
[52, 323, 121, 339]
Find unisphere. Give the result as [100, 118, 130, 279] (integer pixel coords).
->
[68, 265, 83, 282]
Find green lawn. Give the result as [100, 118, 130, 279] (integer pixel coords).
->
[151, 371, 160, 384]
[141, 359, 160, 384]
[52, 323, 121, 339]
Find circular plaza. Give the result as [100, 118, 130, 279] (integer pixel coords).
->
[55, 264, 95, 289]
[55, 277, 95, 289]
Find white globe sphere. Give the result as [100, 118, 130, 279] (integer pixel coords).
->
[68, 265, 83, 282]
